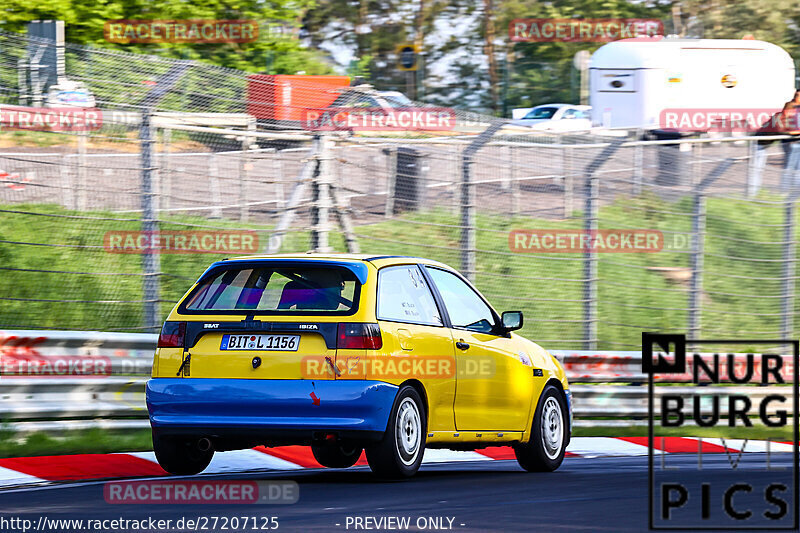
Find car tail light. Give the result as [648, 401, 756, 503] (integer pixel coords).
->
[337, 323, 382, 350]
[158, 321, 186, 348]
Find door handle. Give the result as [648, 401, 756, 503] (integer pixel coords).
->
[456, 341, 470, 350]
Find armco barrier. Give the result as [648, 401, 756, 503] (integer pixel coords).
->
[0, 330, 155, 376]
[0, 331, 794, 431]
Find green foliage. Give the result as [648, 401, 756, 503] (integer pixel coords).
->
[0, 0, 333, 74]
[499, 0, 670, 109]
[347, 54, 373, 79]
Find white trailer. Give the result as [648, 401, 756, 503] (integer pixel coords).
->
[589, 38, 796, 130]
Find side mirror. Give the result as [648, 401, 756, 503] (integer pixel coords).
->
[501, 311, 523, 332]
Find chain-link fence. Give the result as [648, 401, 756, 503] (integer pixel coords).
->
[1, 30, 798, 350]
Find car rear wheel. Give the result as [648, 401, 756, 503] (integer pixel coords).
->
[366, 386, 426, 479]
[514, 385, 567, 472]
[152, 432, 214, 475]
[311, 442, 363, 468]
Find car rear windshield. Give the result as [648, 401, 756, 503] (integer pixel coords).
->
[183, 265, 360, 314]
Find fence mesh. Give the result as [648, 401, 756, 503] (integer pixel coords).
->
[0, 30, 798, 350]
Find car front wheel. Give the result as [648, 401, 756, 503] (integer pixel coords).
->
[514, 384, 567, 472]
[366, 385, 426, 479]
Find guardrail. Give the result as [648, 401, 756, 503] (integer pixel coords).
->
[0, 331, 793, 432]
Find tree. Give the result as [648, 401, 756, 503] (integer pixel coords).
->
[0, 0, 334, 74]
[498, 0, 670, 112]
[668, 1, 800, 56]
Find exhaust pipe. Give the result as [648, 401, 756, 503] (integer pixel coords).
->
[197, 437, 213, 452]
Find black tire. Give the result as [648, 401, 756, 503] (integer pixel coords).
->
[152, 432, 214, 476]
[311, 442, 363, 468]
[514, 385, 568, 472]
[366, 386, 427, 479]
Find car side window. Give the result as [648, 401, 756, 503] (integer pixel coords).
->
[562, 109, 577, 119]
[377, 265, 443, 326]
[426, 268, 496, 334]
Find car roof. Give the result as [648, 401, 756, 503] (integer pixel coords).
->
[223, 253, 452, 270]
[530, 103, 591, 110]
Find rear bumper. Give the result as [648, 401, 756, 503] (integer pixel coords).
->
[146, 378, 397, 443]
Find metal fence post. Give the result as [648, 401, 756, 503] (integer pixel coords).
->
[502, 145, 511, 190]
[452, 145, 461, 215]
[461, 151, 476, 281]
[781, 191, 798, 340]
[511, 145, 520, 216]
[583, 170, 598, 350]
[746, 139, 755, 197]
[61, 154, 75, 210]
[160, 128, 171, 212]
[209, 153, 222, 219]
[385, 147, 397, 218]
[688, 191, 706, 339]
[239, 122, 254, 223]
[272, 149, 285, 210]
[687, 158, 736, 338]
[580, 139, 625, 349]
[419, 153, 430, 212]
[77, 131, 87, 210]
[692, 143, 703, 188]
[564, 146, 573, 218]
[140, 111, 160, 333]
[460, 122, 505, 282]
[633, 135, 643, 196]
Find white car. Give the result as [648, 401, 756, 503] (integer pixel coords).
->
[512, 104, 592, 132]
[44, 79, 96, 108]
[330, 86, 414, 109]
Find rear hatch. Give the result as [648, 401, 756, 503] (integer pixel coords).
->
[156, 260, 371, 380]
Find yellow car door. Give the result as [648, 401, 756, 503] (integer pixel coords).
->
[424, 266, 533, 432]
[374, 264, 457, 433]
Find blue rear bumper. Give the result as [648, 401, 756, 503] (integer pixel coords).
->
[146, 378, 398, 441]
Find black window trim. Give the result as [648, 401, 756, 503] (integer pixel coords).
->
[422, 265, 506, 337]
[375, 264, 448, 328]
[177, 262, 362, 317]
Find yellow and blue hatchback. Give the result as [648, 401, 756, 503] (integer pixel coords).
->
[146, 254, 571, 478]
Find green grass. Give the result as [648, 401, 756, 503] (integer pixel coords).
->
[573, 425, 795, 441]
[0, 194, 797, 348]
[0, 427, 153, 458]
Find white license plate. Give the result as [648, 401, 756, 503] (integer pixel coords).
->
[221, 334, 299, 351]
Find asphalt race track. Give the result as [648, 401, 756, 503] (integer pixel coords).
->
[0, 454, 796, 532]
